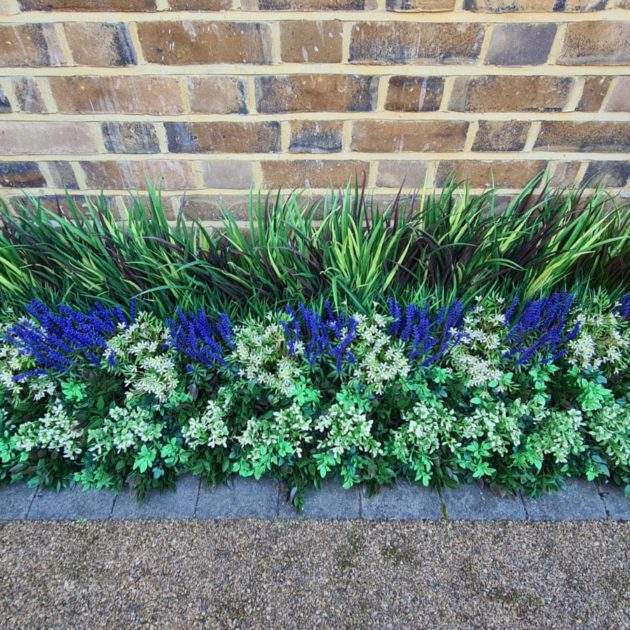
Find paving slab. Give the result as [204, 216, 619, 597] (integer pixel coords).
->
[0, 482, 36, 520]
[196, 477, 278, 519]
[597, 483, 630, 521]
[523, 479, 607, 521]
[28, 485, 115, 521]
[441, 483, 526, 521]
[111, 475, 200, 520]
[279, 480, 360, 520]
[361, 481, 441, 520]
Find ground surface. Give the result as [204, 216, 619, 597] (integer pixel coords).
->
[1, 519, 628, 629]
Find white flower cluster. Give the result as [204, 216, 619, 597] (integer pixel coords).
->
[538, 408, 586, 464]
[315, 399, 381, 458]
[107, 313, 179, 404]
[588, 403, 630, 468]
[233, 318, 301, 396]
[238, 402, 312, 459]
[568, 311, 629, 374]
[183, 397, 230, 449]
[14, 399, 83, 460]
[351, 314, 410, 394]
[393, 399, 448, 458]
[87, 405, 163, 456]
[468, 402, 522, 456]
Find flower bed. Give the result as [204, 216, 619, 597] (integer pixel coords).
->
[1, 294, 627, 506]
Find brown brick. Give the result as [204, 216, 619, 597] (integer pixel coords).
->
[138, 22, 271, 65]
[0, 24, 66, 67]
[289, 121, 343, 153]
[549, 162, 582, 187]
[46, 161, 79, 189]
[199, 161, 254, 189]
[280, 21, 343, 63]
[261, 160, 369, 188]
[376, 161, 428, 188]
[11, 78, 47, 113]
[576, 77, 612, 112]
[50, 77, 184, 115]
[102, 122, 160, 154]
[242, 0, 364, 8]
[256, 75, 377, 113]
[485, 24, 556, 66]
[0, 122, 98, 155]
[169, 0, 230, 8]
[450, 76, 572, 112]
[387, 0, 456, 9]
[64, 23, 136, 67]
[472, 121, 530, 152]
[187, 77, 247, 114]
[81, 160, 196, 191]
[165, 122, 280, 154]
[605, 78, 630, 112]
[19, 0, 155, 9]
[351, 121, 468, 152]
[535, 122, 630, 153]
[175, 195, 250, 221]
[436, 160, 546, 188]
[463, 0, 606, 9]
[349, 22, 485, 65]
[583, 161, 630, 187]
[0, 162, 46, 188]
[385, 77, 444, 112]
[558, 23, 630, 66]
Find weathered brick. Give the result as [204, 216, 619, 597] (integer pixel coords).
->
[549, 162, 582, 187]
[64, 23, 136, 67]
[535, 122, 630, 152]
[436, 160, 546, 188]
[19, 0, 155, 9]
[0, 87, 10, 113]
[385, 76, 444, 112]
[46, 161, 79, 188]
[376, 161, 428, 188]
[256, 75, 377, 113]
[165, 122, 280, 153]
[243, 0, 364, 8]
[472, 121, 529, 151]
[349, 22, 485, 65]
[558, 23, 630, 66]
[289, 121, 343, 153]
[450, 76, 572, 112]
[0, 122, 98, 155]
[261, 160, 369, 188]
[280, 20, 343, 63]
[463, 0, 606, 9]
[81, 160, 196, 190]
[102, 122, 160, 154]
[576, 77, 613, 112]
[11, 78, 46, 113]
[387, 0, 456, 9]
[199, 161, 255, 189]
[187, 77, 247, 115]
[174, 195, 250, 221]
[604, 78, 630, 112]
[351, 121, 468, 152]
[169, 0, 230, 8]
[0, 24, 65, 67]
[50, 77, 184, 115]
[0, 162, 45, 188]
[583, 161, 630, 187]
[485, 24, 556, 66]
[138, 22, 271, 65]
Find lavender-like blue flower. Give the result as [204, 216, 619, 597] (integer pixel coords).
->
[614, 294, 630, 320]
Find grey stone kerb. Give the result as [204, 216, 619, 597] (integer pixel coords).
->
[1, 477, 627, 522]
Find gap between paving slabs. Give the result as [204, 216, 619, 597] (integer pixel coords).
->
[1, 478, 627, 522]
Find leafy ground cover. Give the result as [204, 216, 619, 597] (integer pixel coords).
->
[0, 176, 628, 506]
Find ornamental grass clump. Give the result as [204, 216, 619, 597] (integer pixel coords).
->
[0, 294, 627, 505]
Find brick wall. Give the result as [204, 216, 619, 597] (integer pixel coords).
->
[0, 0, 628, 219]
